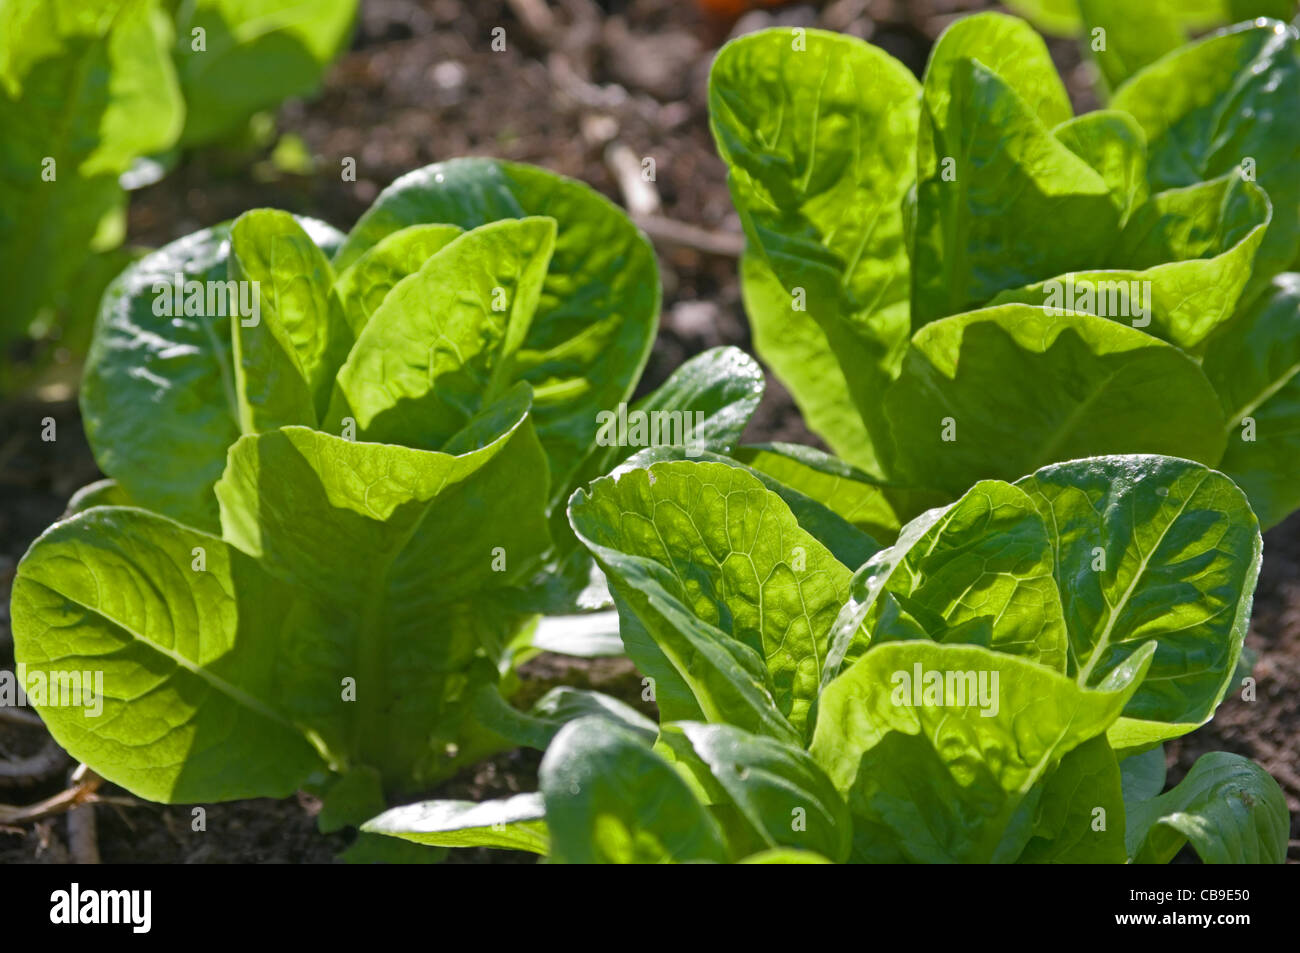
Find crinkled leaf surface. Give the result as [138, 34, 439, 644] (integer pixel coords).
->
[333, 158, 659, 497]
[1016, 455, 1260, 748]
[884, 305, 1227, 494]
[710, 28, 920, 476]
[618, 445, 881, 572]
[9, 507, 328, 802]
[331, 223, 462, 336]
[80, 215, 345, 531]
[554, 345, 765, 550]
[1112, 19, 1300, 283]
[734, 442, 946, 541]
[826, 479, 1069, 681]
[569, 459, 853, 742]
[809, 641, 1153, 863]
[326, 217, 556, 449]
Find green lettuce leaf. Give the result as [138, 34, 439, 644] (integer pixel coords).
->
[363, 793, 549, 855]
[80, 215, 344, 531]
[331, 223, 463, 335]
[569, 459, 853, 742]
[809, 640, 1154, 862]
[1112, 19, 1300, 284]
[992, 172, 1271, 350]
[1016, 455, 1261, 749]
[172, 0, 356, 146]
[1126, 751, 1289, 863]
[1016, 735, 1128, 863]
[710, 28, 920, 475]
[825, 479, 1069, 680]
[9, 506, 329, 802]
[333, 158, 660, 498]
[229, 208, 344, 429]
[884, 305, 1226, 494]
[658, 721, 852, 862]
[540, 717, 728, 864]
[1203, 273, 1300, 528]
[326, 217, 556, 448]
[914, 14, 1116, 321]
[0, 0, 183, 377]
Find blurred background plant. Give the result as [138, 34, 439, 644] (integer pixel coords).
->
[0, 0, 357, 396]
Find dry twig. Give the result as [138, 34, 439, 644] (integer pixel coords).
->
[0, 765, 103, 825]
[634, 214, 745, 258]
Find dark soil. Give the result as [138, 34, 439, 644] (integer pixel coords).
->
[1, 0, 1295, 863]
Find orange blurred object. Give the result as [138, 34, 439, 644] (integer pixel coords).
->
[696, 0, 790, 17]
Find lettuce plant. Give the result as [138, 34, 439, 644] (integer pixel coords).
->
[8, 159, 690, 827]
[365, 450, 1290, 863]
[708, 14, 1300, 530]
[1003, 0, 1295, 90]
[0, 0, 357, 388]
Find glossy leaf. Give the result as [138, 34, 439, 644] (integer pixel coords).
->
[660, 722, 852, 862]
[884, 305, 1227, 494]
[540, 717, 728, 864]
[809, 641, 1154, 863]
[363, 793, 549, 855]
[81, 216, 344, 531]
[569, 459, 853, 741]
[733, 442, 945, 541]
[1112, 19, 1300, 283]
[1126, 752, 1289, 863]
[333, 158, 660, 496]
[710, 28, 920, 476]
[1016, 455, 1261, 749]
[326, 218, 556, 449]
[825, 479, 1070, 681]
[555, 345, 766, 549]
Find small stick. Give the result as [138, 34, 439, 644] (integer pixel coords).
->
[67, 803, 100, 864]
[0, 766, 102, 824]
[634, 214, 745, 258]
[606, 142, 661, 219]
